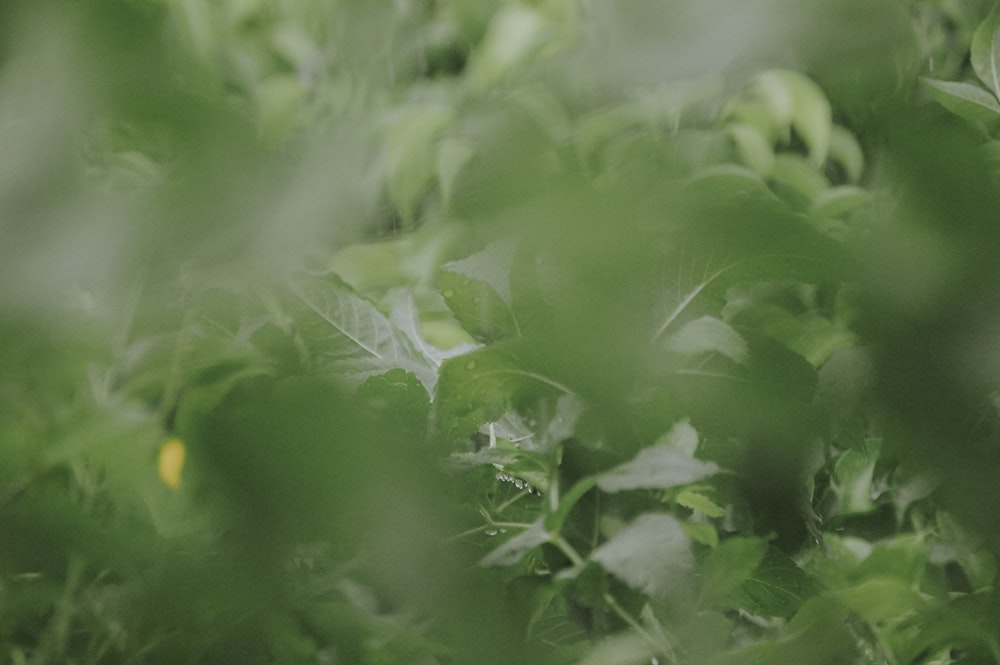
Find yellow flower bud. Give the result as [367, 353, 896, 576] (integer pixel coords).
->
[158, 438, 186, 489]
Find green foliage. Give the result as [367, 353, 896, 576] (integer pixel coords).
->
[4, 1, 1000, 664]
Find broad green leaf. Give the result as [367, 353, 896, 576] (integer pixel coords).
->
[664, 315, 748, 365]
[728, 546, 821, 618]
[833, 578, 926, 623]
[653, 197, 845, 341]
[700, 537, 767, 607]
[433, 340, 569, 446]
[441, 240, 518, 305]
[851, 535, 928, 585]
[591, 513, 694, 603]
[384, 105, 453, 225]
[437, 270, 519, 343]
[290, 273, 435, 390]
[972, 9, 1000, 98]
[481, 518, 549, 567]
[923, 78, 1000, 124]
[596, 442, 719, 493]
[353, 369, 430, 443]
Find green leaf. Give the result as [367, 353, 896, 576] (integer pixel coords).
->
[896, 591, 1000, 665]
[923, 78, 1000, 124]
[290, 273, 435, 390]
[851, 535, 928, 584]
[591, 513, 694, 604]
[653, 198, 845, 342]
[596, 441, 719, 493]
[664, 315, 749, 365]
[832, 437, 880, 515]
[576, 631, 656, 665]
[481, 518, 549, 567]
[676, 490, 726, 518]
[442, 240, 518, 305]
[728, 303, 856, 368]
[755, 70, 832, 166]
[439, 241, 522, 343]
[828, 125, 864, 183]
[727, 123, 775, 176]
[437, 270, 519, 343]
[833, 578, 926, 623]
[353, 369, 430, 443]
[972, 9, 1000, 98]
[433, 340, 569, 446]
[769, 154, 830, 208]
[810, 186, 869, 219]
[681, 521, 719, 548]
[385, 104, 453, 224]
[700, 537, 768, 607]
[728, 546, 821, 618]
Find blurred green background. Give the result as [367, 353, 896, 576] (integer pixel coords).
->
[4, 1, 1000, 663]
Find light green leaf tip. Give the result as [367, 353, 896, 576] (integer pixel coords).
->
[756, 70, 832, 167]
[923, 78, 1000, 124]
[972, 8, 1000, 99]
[665, 315, 749, 365]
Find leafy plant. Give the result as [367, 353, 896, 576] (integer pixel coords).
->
[3, 1, 1000, 664]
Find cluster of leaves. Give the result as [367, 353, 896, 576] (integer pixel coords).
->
[4, 1, 1000, 664]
